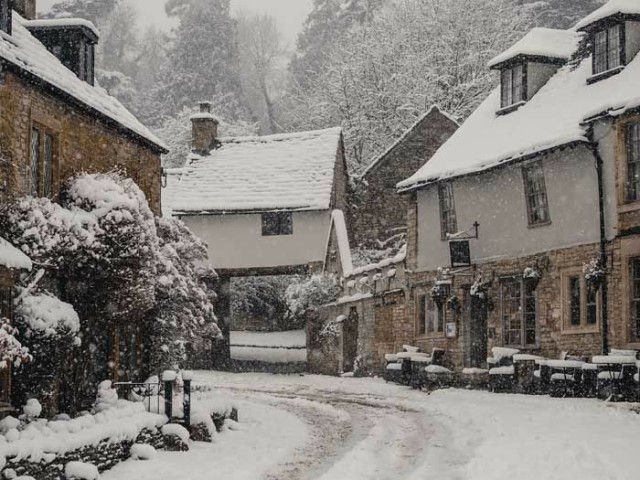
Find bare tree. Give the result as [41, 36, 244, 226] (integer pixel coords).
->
[237, 12, 287, 134]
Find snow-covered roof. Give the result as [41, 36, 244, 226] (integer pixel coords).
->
[324, 210, 353, 277]
[0, 14, 166, 152]
[487, 28, 582, 68]
[359, 105, 458, 178]
[23, 18, 100, 39]
[575, 0, 640, 31]
[167, 127, 343, 213]
[398, 28, 640, 191]
[0, 236, 32, 271]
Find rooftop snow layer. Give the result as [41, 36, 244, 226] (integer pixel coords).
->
[487, 28, 582, 68]
[575, 0, 640, 31]
[0, 14, 165, 151]
[398, 34, 640, 190]
[0, 236, 32, 270]
[167, 127, 342, 213]
[23, 18, 100, 38]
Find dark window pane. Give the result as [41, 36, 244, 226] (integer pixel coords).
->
[418, 296, 426, 335]
[30, 127, 40, 197]
[438, 183, 457, 238]
[522, 161, 550, 225]
[586, 288, 597, 326]
[594, 30, 607, 74]
[44, 133, 53, 197]
[262, 212, 293, 236]
[569, 277, 581, 326]
[627, 124, 640, 201]
[608, 25, 621, 69]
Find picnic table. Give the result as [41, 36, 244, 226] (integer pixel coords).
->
[546, 360, 585, 397]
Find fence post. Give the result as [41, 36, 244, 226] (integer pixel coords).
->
[183, 370, 193, 428]
[162, 370, 176, 421]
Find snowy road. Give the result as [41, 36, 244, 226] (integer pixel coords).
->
[106, 372, 640, 480]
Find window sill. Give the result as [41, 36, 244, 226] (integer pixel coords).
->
[560, 326, 599, 336]
[527, 220, 552, 229]
[618, 201, 640, 213]
[587, 66, 624, 85]
[416, 333, 446, 340]
[496, 101, 526, 116]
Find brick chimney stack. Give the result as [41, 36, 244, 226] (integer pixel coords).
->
[14, 0, 36, 20]
[191, 102, 219, 155]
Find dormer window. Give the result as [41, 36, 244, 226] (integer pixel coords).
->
[593, 24, 623, 75]
[500, 64, 526, 110]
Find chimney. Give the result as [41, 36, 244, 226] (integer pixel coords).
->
[14, 0, 36, 20]
[190, 102, 219, 155]
[0, 0, 12, 34]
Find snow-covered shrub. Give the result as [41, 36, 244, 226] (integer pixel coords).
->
[64, 461, 99, 480]
[470, 275, 489, 300]
[583, 258, 605, 290]
[22, 399, 43, 420]
[0, 321, 31, 370]
[94, 380, 119, 413]
[286, 274, 341, 320]
[231, 275, 294, 331]
[148, 216, 219, 372]
[130, 443, 157, 460]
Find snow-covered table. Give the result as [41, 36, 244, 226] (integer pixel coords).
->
[591, 355, 638, 401]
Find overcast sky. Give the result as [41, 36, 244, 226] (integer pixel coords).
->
[38, 0, 312, 44]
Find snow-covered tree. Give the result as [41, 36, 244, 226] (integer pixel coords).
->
[48, 0, 119, 27]
[149, 216, 219, 372]
[286, 274, 340, 320]
[231, 276, 294, 331]
[237, 13, 287, 134]
[291, 0, 383, 88]
[517, 0, 606, 29]
[283, 0, 536, 171]
[0, 322, 31, 371]
[150, 0, 246, 120]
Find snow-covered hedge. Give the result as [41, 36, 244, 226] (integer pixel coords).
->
[286, 274, 341, 319]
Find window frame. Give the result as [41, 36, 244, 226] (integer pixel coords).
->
[522, 160, 551, 227]
[500, 63, 527, 109]
[261, 211, 293, 236]
[29, 124, 58, 199]
[500, 275, 538, 348]
[438, 182, 457, 240]
[625, 122, 640, 203]
[630, 258, 640, 342]
[561, 269, 601, 333]
[592, 22, 625, 76]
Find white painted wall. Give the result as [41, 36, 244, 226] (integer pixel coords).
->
[180, 210, 331, 270]
[416, 145, 601, 271]
[626, 21, 640, 62]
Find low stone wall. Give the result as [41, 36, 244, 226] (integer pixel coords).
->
[5, 428, 162, 479]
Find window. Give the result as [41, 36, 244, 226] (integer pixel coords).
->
[438, 182, 457, 239]
[631, 258, 640, 340]
[626, 123, 640, 202]
[0, 287, 12, 320]
[501, 64, 525, 108]
[424, 286, 448, 335]
[522, 161, 550, 226]
[29, 127, 56, 198]
[501, 276, 537, 347]
[417, 295, 426, 335]
[261, 211, 293, 236]
[593, 24, 623, 75]
[30, 127, 40, 197]
[563, 272, 600, 330]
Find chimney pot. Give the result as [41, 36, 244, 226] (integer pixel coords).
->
[14, 0, 36, 20]
[199, 101, 213, 114]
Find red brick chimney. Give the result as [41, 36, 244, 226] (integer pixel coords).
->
[191, 102, 219, 155]
[14, 0, 36, 20]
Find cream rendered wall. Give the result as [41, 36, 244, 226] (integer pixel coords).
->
[625, 21, 640, 61]
[180, 210, 331, 270]
[416, 145, 601, 271]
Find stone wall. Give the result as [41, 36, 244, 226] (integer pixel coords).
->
[349, 108, 458, 247]
[0, 72, 162, 214]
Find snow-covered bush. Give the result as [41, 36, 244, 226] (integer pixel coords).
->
[286, 274, 340, 320]
[0, 171, 219, 412]
[230, 275, 294, 331]
[0, 321, 31, 370]
[149, 216, 219, 372]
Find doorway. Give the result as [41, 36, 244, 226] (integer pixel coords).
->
[469, 295, 488, 368]
[343, 307, 359, 372]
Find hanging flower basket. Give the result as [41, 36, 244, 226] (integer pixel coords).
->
[523, 267, 541, 289]
[583, 258, 605, 293]
[447, 295, 461, 314]
[470, 275, 489, 300]
[430, 283, 449, 307]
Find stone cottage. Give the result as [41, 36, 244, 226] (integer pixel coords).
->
[349, 106, 458, 249]
[0, 0, 167, 397]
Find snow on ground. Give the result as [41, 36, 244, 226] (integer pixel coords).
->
[104, 371, 640, 480]
[230, 330, 307, 363]
[230, 330, 306, 348]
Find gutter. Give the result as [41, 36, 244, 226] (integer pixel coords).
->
[586, 126, 609, 355]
